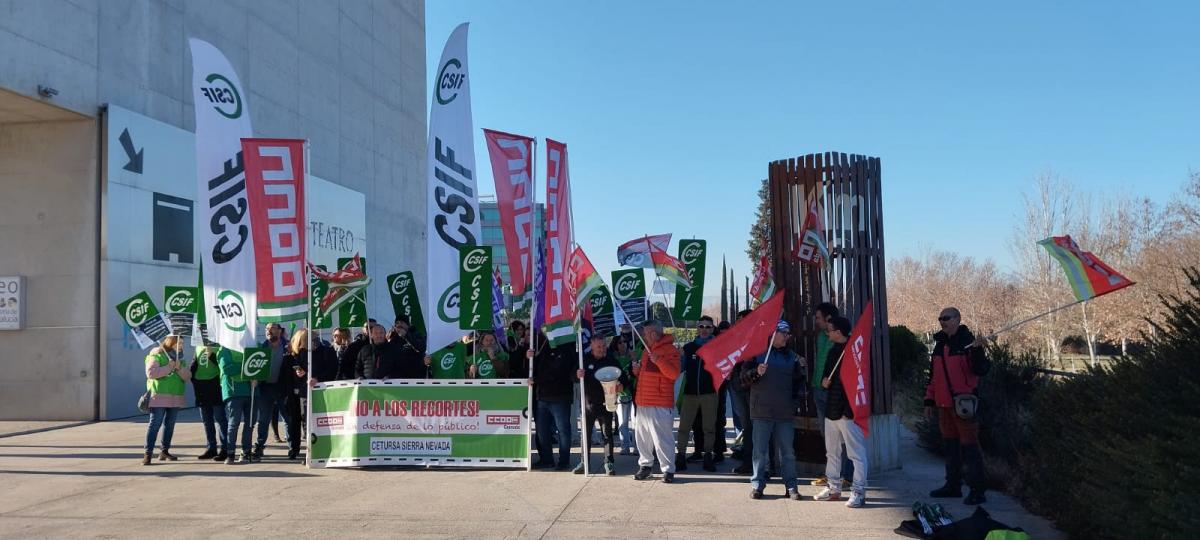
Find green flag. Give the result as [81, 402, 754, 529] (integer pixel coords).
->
[236, 346, 272, 382]
[337, 257, 368, 328]
[431, 341, 468, 379]
[387, 271, 426, 335]
[458, 246, 493, 331]
[672, 239, 707, 321]
[309, 265, 333, 330]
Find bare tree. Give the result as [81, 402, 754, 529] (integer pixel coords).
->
[1010, 172, 1078, 364]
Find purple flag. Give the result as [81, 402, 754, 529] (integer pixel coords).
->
[491, 267, 506, 347]
[532, 237, 546, 332]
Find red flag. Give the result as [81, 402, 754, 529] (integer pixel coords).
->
[483, 129, 535, 295]
[242, 138, 307, 322]
[543, 139, 575, 346]
[792, 190, 828, 266]
[696, 290, 786, 384]
[840, 302, 874, 437]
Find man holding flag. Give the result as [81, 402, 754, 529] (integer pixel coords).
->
[739, 320, 806, 500]
[815, 315, 870, 508]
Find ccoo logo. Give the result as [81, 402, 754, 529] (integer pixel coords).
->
[200, 73, 242, 119]
[125, 298, 150, 326]
[243, 350, 269, 379]
[436, 58, 467, 105]
[681, 242, 704, 265]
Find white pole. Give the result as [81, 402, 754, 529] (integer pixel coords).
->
[304, 140, 313, 468]
[577, 320, 588, 476]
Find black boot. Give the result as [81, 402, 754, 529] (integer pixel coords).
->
[930, 439, 963, 498]
[963, 444, 987, 504]
[633, 466, 653, 480]
[702, 452, 716, 472]
[675, 452, 688, 471]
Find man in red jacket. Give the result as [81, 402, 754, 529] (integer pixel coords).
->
[631, 320, 682, 483]
[924, 307, 990, 505]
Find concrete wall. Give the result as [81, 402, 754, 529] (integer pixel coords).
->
[0, 0, 427, 419]
[0, 120, 99, 420]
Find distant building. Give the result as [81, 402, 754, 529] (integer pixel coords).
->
[480, 198, 545, 310]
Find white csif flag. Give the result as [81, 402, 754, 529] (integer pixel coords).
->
[425, 23, 480, 351]
[189, 38, 257, 351]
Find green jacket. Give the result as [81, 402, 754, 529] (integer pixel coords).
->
[813, 332, 833, 389]
[217, 348, 255, 401]
[193, 346, 221, 381]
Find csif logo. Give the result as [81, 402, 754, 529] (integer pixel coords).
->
[125, 298, 150, 326]
[681, 242, 704, 265]
[436, 58, 466, 105]
[214, 290, 247, 332]
[462, 248, 488, 273]
[166, 290, 195, 312]
[243, 350, 269, 379]
[615, 273, 640, 300]
[437, 283, 460, 323]
[200, 73, 242, 119]
[390, 274, 412, 295]
[440, 352, 457, 371]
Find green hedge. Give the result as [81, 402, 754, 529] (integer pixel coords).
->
[894, 270, 1200, 539]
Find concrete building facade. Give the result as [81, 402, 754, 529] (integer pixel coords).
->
[0, 0, 428, 420]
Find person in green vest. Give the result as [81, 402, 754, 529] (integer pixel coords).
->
[191, 343, 228, 461]
[810, 302, 853, 490]
[218, 346, 258, 464]
[468, 333, 509, 379]
[142, 335, 191, 465]
[610, 336, 638, 455]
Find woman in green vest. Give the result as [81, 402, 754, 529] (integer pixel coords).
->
[191, 343, 228, 461]
[468, 333, 509, 379]
[143, 335, 191, 465]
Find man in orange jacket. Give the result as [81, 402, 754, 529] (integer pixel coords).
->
[631, 319, 682, 483]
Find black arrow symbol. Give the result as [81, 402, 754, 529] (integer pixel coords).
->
[118, 128, 144, 174]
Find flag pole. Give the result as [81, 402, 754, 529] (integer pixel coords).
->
[526, 139, 538, 472]
[304, 140, 313, 468]
[983, 298, 1089, 341]
[576, 316, 588, 476]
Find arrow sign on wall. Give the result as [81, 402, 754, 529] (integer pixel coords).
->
[119, 128, 144, 174]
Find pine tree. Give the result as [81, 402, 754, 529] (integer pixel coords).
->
[747, 178, 771, 266]
[720, 256, 728, 322]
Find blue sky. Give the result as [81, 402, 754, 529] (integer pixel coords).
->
[426, 1, 1198, 306]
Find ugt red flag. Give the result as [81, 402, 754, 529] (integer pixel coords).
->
[841, 302, 874, 437]
[242, 138, 307, 323]
[696, 290, 785, 385]
[483, 129, 535, 295]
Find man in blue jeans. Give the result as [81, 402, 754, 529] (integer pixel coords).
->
[218, 347, 257, 464]
[531, 341, 577, 470]
[741, 321, 806, 500]
[254, 323, 291, 462]
[810, 302, 853, 489]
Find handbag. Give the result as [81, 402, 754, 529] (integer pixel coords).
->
[137, 390, 152, 413]
[939, 350, 979, 421]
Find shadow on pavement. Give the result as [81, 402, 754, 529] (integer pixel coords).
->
[0, 469, 319, 478]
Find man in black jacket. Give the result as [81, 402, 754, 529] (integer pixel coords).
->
[741, 320, 806, 500]
[387, 316, 427, 379]
[533, 341, 576, 470]
[676, 315, 719, 472]
[815, 316, 868, 508]
[574, 334, 631, 476]
[355, 324, 397, 379]
[341, 322, 373, 379]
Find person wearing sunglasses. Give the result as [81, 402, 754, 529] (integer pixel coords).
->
[925, 307, 990, 505]
[675, 315, 720, 473]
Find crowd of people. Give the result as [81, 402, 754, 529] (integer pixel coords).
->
[140, 306, 991, 507]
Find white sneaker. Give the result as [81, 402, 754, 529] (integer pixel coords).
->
[813, 487, 842, 501]
[846, 490, 866, 508]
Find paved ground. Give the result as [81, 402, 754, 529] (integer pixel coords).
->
[0, 411, 1062, 539]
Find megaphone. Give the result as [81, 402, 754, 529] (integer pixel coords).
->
[595, 366, 623, 412]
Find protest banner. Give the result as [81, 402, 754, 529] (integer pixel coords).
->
[611, 268, 647, 325]
[672, 239, 706, 321]
[308, 380, 530, 468]
[115, 291, 172, 349]
[431, 341, 468, 379]
[459, 246, 493, 331]
[163, 286, 199, 338]
[387, 271, 427, 335]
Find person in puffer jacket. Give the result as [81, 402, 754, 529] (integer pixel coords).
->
[630, 320, 681, 483]
[924, 307, 990, 506]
